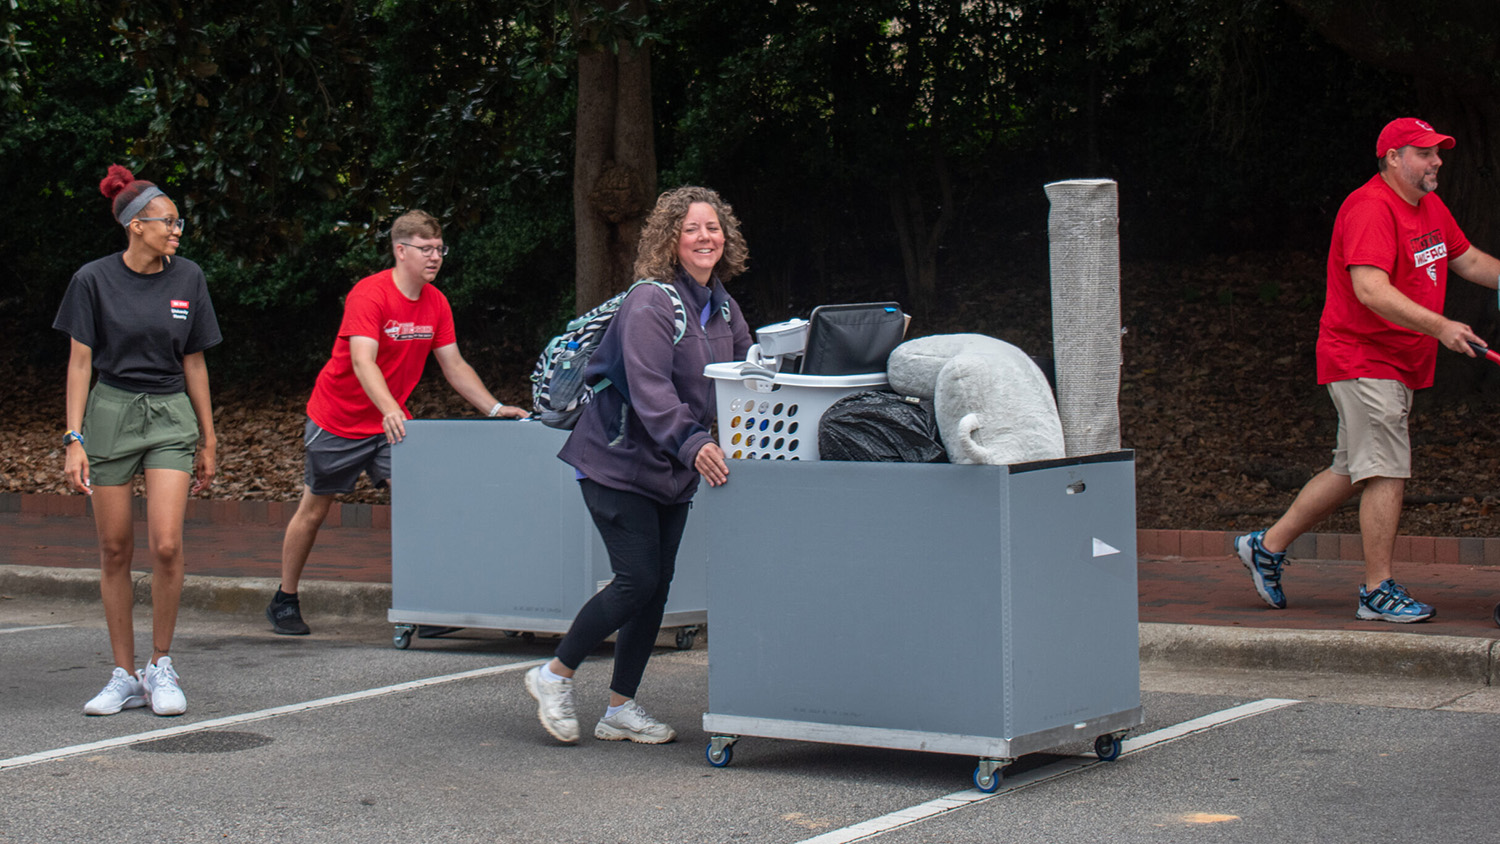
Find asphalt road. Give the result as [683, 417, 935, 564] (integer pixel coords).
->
[4, 596, 1499, 844]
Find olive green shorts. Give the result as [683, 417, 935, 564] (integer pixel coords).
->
[82, 382, 199, 487]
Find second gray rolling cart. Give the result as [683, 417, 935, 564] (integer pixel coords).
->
[695, 453, 1141, 791]
[388, 419, 705, 649]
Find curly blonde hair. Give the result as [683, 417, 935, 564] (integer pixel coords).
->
[633, 186, 749, 283]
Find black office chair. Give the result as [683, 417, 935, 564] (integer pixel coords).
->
[798, 302, 908, 376]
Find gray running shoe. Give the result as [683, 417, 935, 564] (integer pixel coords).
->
[524, 665, 579, 743]
[594, 700, 677, 744]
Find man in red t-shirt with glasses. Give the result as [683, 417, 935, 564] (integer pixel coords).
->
[1236, 118, 1500, 623]
[266, 210, 528, 635]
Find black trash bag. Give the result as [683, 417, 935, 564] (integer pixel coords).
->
[818, 390, 948, 463]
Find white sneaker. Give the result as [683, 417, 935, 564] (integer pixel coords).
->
[524, 665, 579, 743]
[594, 700, 676, 744]
[143, 656, 187, 716]
[84, 667, 146, 716]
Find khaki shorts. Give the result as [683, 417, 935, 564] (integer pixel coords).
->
[82, 382, 199, 486]
[1327, 378, 1413, 483]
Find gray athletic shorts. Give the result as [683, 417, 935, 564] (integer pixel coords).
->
[1327, 378, 1413, 484]
[303, 419, 391, 495]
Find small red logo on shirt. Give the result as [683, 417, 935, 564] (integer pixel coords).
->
[382, 319, 435, 341]
[170, 300, 190, 320]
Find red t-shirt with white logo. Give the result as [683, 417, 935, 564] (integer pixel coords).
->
[1317, 174, 1470, 389]
[306, 269, 457, 438]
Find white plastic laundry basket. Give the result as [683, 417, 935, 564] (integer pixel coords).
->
[705, 362, 888, 461]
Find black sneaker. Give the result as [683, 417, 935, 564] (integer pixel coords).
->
[266, 591, 311, 635]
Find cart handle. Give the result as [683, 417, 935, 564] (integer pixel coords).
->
[1466, 340, 1500, 366]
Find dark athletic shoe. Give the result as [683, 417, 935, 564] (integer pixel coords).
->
[266, 591, 311, 635]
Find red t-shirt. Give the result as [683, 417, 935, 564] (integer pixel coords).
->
[1317, 174, 1470, 389]
[306, 269, 457, 438]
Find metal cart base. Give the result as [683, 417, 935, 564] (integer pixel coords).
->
[702, 709, 1141, 791]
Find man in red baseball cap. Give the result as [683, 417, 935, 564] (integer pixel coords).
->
[1236, 118, 1500, 623]
[1374, 117, 1455, 158]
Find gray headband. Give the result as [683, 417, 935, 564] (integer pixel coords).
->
[116, 186, 167, 226]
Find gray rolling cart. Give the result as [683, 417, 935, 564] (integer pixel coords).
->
[695, 453, 1141, 791]
[387, 419, 705, 650]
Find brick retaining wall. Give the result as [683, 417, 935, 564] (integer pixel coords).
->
[7, 492, 1498, 565]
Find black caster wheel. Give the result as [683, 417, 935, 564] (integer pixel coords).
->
[392, 625, 415, 649]
[1493, 602, 1500, 628]
[1094, 734, 1123, 762]
[675, 627, 698, 650]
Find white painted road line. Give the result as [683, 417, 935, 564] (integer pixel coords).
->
[0, 624, 73, 635]
[0, 659, 545, 772]
[793, 698, 1302, 844]
[1120, 697, 1300, 756]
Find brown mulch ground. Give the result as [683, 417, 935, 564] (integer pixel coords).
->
[7, 250, 1500, 538]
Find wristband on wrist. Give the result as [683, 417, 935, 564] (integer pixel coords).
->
[63, 429, 85, 447]
[488, 402, 503, 417]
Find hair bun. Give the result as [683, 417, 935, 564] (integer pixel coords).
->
[99, 164, 136, 201]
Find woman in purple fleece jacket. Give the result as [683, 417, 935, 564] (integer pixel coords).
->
[525, 187, 753, 745]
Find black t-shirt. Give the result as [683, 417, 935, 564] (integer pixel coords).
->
[53, 252, 223, 394]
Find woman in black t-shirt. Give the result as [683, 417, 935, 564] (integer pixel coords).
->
[54, 165, 222, 717]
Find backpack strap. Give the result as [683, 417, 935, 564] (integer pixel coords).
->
[629, 279, 688, 343]
[591, 280, 689, 395]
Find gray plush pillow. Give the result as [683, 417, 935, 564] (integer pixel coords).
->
[887, 334, 1014, 400]
[888, 334, 1065, 464]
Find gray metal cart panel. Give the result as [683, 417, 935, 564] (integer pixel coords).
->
[388, 420, 706, 639]
[697, 453, 1139, 764]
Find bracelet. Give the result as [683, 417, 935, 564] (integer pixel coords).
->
[488, 402, 503, 418]
[63, 429, 85, 447]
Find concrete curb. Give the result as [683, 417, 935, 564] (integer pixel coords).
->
[1139, 622, 1498, 685]
[5, 565, 1496, 685]
[0, 565, 392, 623]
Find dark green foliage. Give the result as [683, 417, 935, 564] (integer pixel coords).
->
[1, 0, 1478, 387]
[2, 0, 576, 383]
[0, 0, 149, 349]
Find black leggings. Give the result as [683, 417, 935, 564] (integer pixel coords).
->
[554, 479, 690, 699]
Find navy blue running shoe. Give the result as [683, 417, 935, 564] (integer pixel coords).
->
[1234, 530, 1288, 609]
[1357, 579, 1434, 623]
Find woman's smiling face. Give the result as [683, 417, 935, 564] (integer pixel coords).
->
[676, 202, 724, 285]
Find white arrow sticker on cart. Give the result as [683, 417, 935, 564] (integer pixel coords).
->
[1092, 538, 1121, 557]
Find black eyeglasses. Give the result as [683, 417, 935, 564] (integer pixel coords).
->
[137, 217, 187, 232]
[399, 242, 449, 257]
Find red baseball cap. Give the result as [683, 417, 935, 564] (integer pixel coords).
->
[1375, 118, 1455, 157]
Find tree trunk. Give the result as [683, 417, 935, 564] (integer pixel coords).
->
[573, 32, 617, 314]
[570, 0, 657, 315]
[889, 149, 955, 323]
